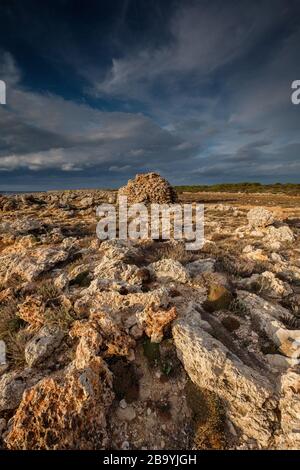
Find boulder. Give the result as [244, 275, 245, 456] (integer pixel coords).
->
[247, 207, 275, 228]
[149, 259, 189, 283]
[172, 311, 278, 447]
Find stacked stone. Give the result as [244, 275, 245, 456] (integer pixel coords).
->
[118, 172, 178, 204]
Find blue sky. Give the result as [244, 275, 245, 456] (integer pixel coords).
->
[0, 0, 299, 190]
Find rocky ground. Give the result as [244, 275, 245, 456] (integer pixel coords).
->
[0, 184, 299, 450]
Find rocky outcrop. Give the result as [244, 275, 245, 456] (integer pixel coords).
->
[4, 357, 114, 449]
[237, 291, 300, 358]
[25, 325, 64, 367]
[149, 259, 190, 283]
[0, 369, 43, 412]
[172, 310, 279, 447]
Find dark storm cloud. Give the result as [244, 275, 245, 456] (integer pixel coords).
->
[0, 0, 299, 189]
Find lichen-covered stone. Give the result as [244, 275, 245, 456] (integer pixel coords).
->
[137, 305, 177, 343]
[4, 358, 114, 450]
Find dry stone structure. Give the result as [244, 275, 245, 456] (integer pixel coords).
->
[118, 172, 178, 204]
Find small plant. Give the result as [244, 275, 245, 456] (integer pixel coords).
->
[142, 338, 160, 367]
[5, 329, 30, 367]
[43, 305, 77, 331]
[36, 281, 60, 302]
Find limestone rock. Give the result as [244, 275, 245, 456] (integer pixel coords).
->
[94, 258, 149, 286]
[237, 291, 300, 358]
[172, 311, 279, 447]
[5, 358, 114, 450]
[116, 405, 136, 422]
[265, 354, 300, 371]
[25, 325, 64, 367]
[18, 295, 45, 327]
[236, 271, 292, 299]
[264, 225, 295, 244]
[247, 207, 275, 228]
[275, 371, 300, 449]
[0, 369, 42, 412]
[186, 258, 216, 276]
[137, 305, 177, 343]
[14, 247, 71, 281]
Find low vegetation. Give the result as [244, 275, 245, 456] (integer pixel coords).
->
[176, 182, 300, 195]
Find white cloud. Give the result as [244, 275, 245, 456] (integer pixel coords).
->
[0, 55, 197, 172]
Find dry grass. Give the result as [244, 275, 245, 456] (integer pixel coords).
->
[0, 299, 29, 367]
[185, 380, 226, 449]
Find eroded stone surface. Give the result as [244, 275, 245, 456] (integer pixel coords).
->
[0, 184, 299, 450]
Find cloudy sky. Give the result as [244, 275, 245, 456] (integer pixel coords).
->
[0, 0, 299, 190]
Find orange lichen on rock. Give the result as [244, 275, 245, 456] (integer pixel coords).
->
[118, 172, 178, 204]
[4, 357, 114, 450]
[18, 295, 45, 329]
[138, 304, 177, 343]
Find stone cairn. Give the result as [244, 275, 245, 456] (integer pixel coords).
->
[118, 172, 178, 204]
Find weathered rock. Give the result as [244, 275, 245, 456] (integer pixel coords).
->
[203, 284, 233, 312]
[0, 218, 43, 236]
[259, 272, 292, 298]
[25, 325, 64, 367]
[5, 358, 114, 450]
[275, 371, 300, 449]
[99, 239, 142, 263]
[242, 247, 268, 262]
[173, 311, 279, 447]
[71, 310, 135, 359]
[236, 271, 292, 299]
[282, 294, 300, 317]
[0, 340, 6, 366]
[18, 295, 45, 327]
[149, 259, 189, 283]
[247, 207, 275, 228]
[237, 291, 300, 358]
[14, 247, 70, 281]
[94, 258, 148, 286]
[0, 369, 42, 412]
[137, 305, 177, 343]
[116, 405, 136, 422]
[70, 320, 103, 368]
[265, 354, 300, 371]
[264, 225, 295, 244]
[186, 258, 216, 276]
[118, 172, 178, 204]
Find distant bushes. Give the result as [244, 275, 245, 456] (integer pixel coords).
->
[175, 182, 300, 195]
